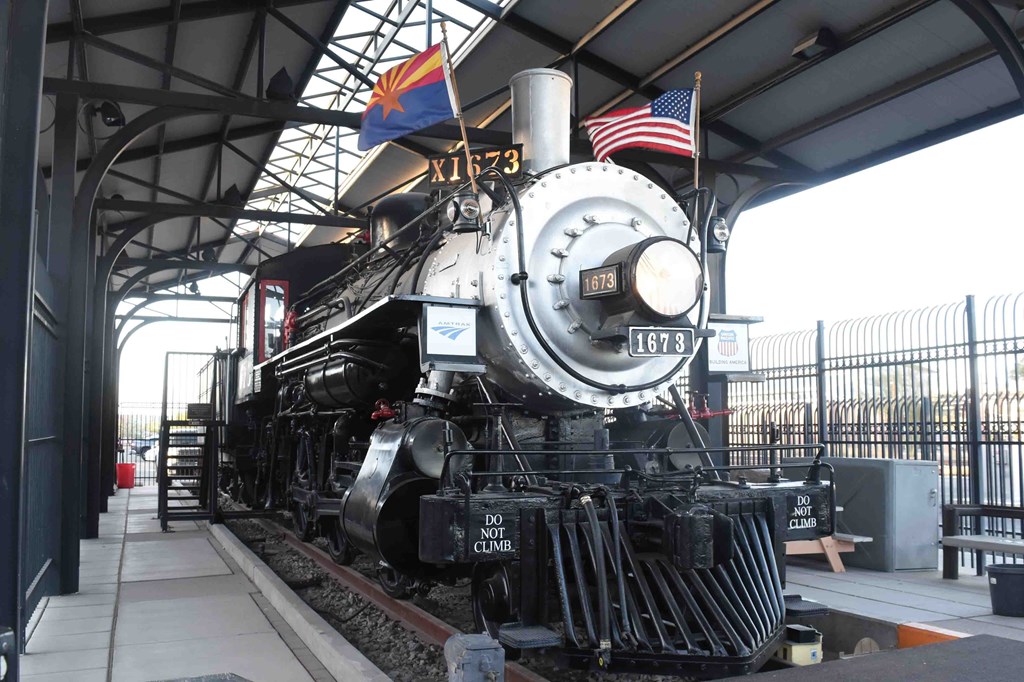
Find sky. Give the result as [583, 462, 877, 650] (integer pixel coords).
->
[117, 276, 240, 404]
[727, 113, 1024, 336]
[117, 113, 1024, 403]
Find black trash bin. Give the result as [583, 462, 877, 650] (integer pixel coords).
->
[987, 564, 1024, 617]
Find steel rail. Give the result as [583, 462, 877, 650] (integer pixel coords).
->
[252, 518, 548, 682]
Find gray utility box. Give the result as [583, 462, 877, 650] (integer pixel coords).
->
[783, 457, 939, 571]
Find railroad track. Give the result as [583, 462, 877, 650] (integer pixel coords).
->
[250, 517, 548, 682]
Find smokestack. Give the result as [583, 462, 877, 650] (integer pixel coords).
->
[509, 69, 572, 174]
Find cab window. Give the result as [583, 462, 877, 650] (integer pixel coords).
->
[260, 281, 288, 362]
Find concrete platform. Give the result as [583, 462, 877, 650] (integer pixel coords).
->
[20, 486, 338, 682]
[785, 557, 1024, 643]
[721, 634, 1024, 682]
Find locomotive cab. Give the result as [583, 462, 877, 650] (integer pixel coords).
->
[234, 276, 289, 403]
[232, 243, 368, 406]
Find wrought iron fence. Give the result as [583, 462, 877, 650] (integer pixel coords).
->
[117, 402, 174, 486]
[118, 353, 225, 487]
[730, 294, 1024, 535]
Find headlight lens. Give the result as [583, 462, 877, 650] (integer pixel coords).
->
[633, 239, 703, 318]
[459, 197, 480, 220]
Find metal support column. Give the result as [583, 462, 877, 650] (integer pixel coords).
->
[965, 294, 987, 573]
[50, 92, 81, 591]
[815, 320, 828, 445]
[705, 250, 728, 451]
[70, 107, 192, 538]
[100, 301, 119, 503]
[0, 0, 48, 671]
[690, 171, 728, 451]
[88, 292, 111, 513]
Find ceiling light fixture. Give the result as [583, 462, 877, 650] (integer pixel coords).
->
[266, 67, 295, 101]
[792, 28, 837, 61]
[96, 100, 126, 127]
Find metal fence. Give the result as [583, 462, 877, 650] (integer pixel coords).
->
[730, 294, 1024, 526]
[117, 402, 185, 486]
[117, 353, 223, 487]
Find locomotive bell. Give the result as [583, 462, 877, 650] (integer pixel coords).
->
[369, 193, 432, 249]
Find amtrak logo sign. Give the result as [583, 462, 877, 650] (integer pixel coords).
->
[431, 324, 471, 340]
[424, 305, 476, 357]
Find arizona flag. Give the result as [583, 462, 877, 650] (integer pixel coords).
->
[358, 44, 457, 151]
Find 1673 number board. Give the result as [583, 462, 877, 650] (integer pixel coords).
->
[628, 327, 694, 357]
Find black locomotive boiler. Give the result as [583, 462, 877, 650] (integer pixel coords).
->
[220, 69, 834, 678]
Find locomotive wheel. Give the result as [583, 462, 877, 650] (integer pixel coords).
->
[324, 519, 355, 565]
[292, 502, 315, 541]
[377, 565, 415, 599]
[471, 563, 520, 648]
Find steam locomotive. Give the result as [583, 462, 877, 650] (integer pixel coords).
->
[220, 69, 834, 677]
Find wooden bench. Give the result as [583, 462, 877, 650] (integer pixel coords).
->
[786, 533, 872, 573]
[942, 504, 1024, 579]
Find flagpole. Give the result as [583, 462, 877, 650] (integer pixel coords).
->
[693, 71, 702, 191]
[440, 21, 478, 194]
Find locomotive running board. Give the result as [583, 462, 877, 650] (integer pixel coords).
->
[255, 294, 482, 372]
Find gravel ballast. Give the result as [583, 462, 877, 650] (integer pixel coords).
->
[227, 517, 693, 682]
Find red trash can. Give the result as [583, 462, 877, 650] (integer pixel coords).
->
[116, 462, 136, 489]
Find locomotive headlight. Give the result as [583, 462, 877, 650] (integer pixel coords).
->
[633, 239, 703, 319]
[588, 236, 704, 322]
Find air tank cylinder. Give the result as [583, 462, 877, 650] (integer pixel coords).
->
[510, 68, 572, 173]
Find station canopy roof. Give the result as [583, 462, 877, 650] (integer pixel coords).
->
[40, 0, 1024, 295]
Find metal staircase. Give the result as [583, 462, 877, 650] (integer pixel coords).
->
[156, 350, 228, 531]
[157, 419, 221, 531]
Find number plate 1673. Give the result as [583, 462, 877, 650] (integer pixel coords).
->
[628, 327, 694, 357]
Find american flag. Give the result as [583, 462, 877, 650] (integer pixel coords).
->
[584, 89, 695, 162]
